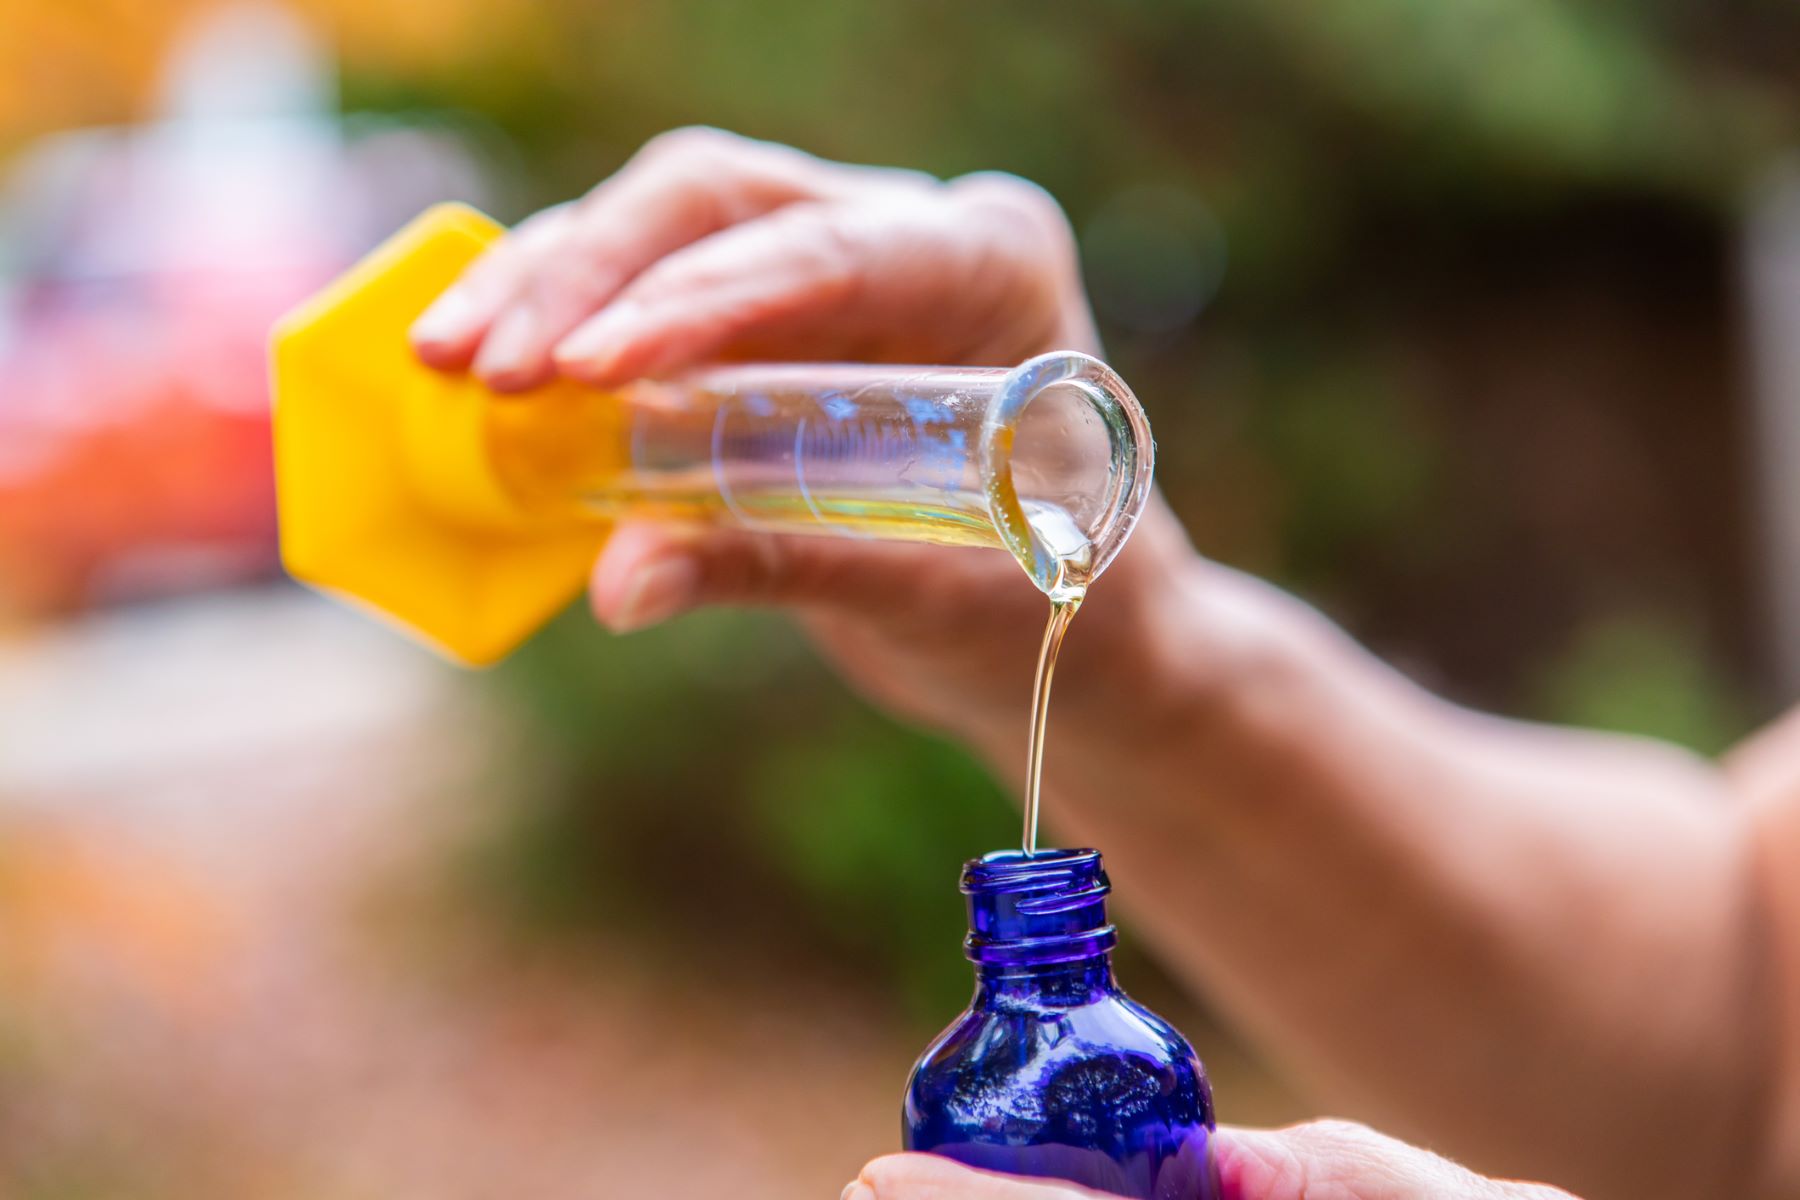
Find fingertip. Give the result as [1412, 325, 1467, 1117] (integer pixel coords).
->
[410, 331, 477, 371]
[856, 1154, 1098, 1199]
[590, 523, 708, 631]
[552, 347, 635, 391]
[854, 1153, 972, 1196]
[593, 519, 679, 570]
[479, 363, 557, 393]
[597, 554, 701, 633]
[472, 307, 554, 392]
[1209, 1126, 1306, 1200]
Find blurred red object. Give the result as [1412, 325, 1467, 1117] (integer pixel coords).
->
[0, 281, 301, 612]
[0, 1, 490, 616]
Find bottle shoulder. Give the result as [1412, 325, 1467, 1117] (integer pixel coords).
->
[904, 984, 1214, 1181]
[920, 986, 1193, 1060]
[906, 985, 1209, 1111]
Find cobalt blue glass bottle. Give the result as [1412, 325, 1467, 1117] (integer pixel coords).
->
[904, 849, 1219, 1200]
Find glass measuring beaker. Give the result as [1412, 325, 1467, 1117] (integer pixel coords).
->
[472, 351, 1155, 602]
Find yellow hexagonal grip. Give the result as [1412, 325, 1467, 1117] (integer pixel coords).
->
[270, 204, 609, 667]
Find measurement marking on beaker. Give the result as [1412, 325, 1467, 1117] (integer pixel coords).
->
[793, 418, 828, 528]
[711, 402, 756, 530]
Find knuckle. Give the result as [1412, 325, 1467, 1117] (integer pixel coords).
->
[1295, 1118, 1385, 1149]
[742, 535, 793, 600]
[851, 165, 940, 197]
[636, 124, 744, 169]
[479, 209, 574, 288]
[609, 136, 743, 230]
[1284, 1117, 1405, 1173]
[462, 215, 555, 292]
[952, 171, 1074, 238]
[511, 201, 576, 249]
[530, 250, 614, 313]
[948, 173, 1081, 304]
[786, 203, 864, 296]
[457, 244, 520, 296]
[614, 240, 713, 306]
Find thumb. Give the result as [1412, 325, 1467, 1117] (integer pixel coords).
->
[588, 520, 1022, 634]
[845, 1154, 1107, 1200]
[1215, 1122, 1577, 1200]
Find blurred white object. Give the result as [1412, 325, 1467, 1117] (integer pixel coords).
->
[0, 1, 494, 611]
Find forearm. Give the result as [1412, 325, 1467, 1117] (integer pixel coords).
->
[1029, 557, 1770, 1200]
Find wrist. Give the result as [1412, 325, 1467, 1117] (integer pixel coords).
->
[1081, 528, 1300, 747]
[1047, 535, 1385, 798]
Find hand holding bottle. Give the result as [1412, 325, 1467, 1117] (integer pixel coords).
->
[848, 1123, 1576, 1200]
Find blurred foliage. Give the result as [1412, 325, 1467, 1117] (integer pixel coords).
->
[10, 0, 1782, 1010]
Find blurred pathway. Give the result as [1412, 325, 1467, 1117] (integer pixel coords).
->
[0, 587, 907, 1199]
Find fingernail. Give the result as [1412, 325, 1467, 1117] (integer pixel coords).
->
[412, 287, 476, 345]
[473, 307, 542, 385]
[605, 555, 701, 633]
[840, 1183, 875, 1200]
[554, 301, 648, 378]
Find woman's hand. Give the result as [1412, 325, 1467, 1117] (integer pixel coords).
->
[410, 127, 1206, 761]
[844, 1124, 1577, 1200]
[410, 126, 1096, 389]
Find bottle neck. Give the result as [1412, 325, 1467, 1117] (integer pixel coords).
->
[959, 849, 1118, 1003]
[975, 951, 1117, 1006]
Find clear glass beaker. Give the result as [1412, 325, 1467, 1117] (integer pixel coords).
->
[478, 351, 1155, 601]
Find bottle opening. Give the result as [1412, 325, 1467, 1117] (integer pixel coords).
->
[962, 848, 1117, 966]
[980, 353, 1155, 601]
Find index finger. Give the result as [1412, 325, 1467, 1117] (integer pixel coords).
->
[411, 128, 930, 388]
[409, 201, 573, 370]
